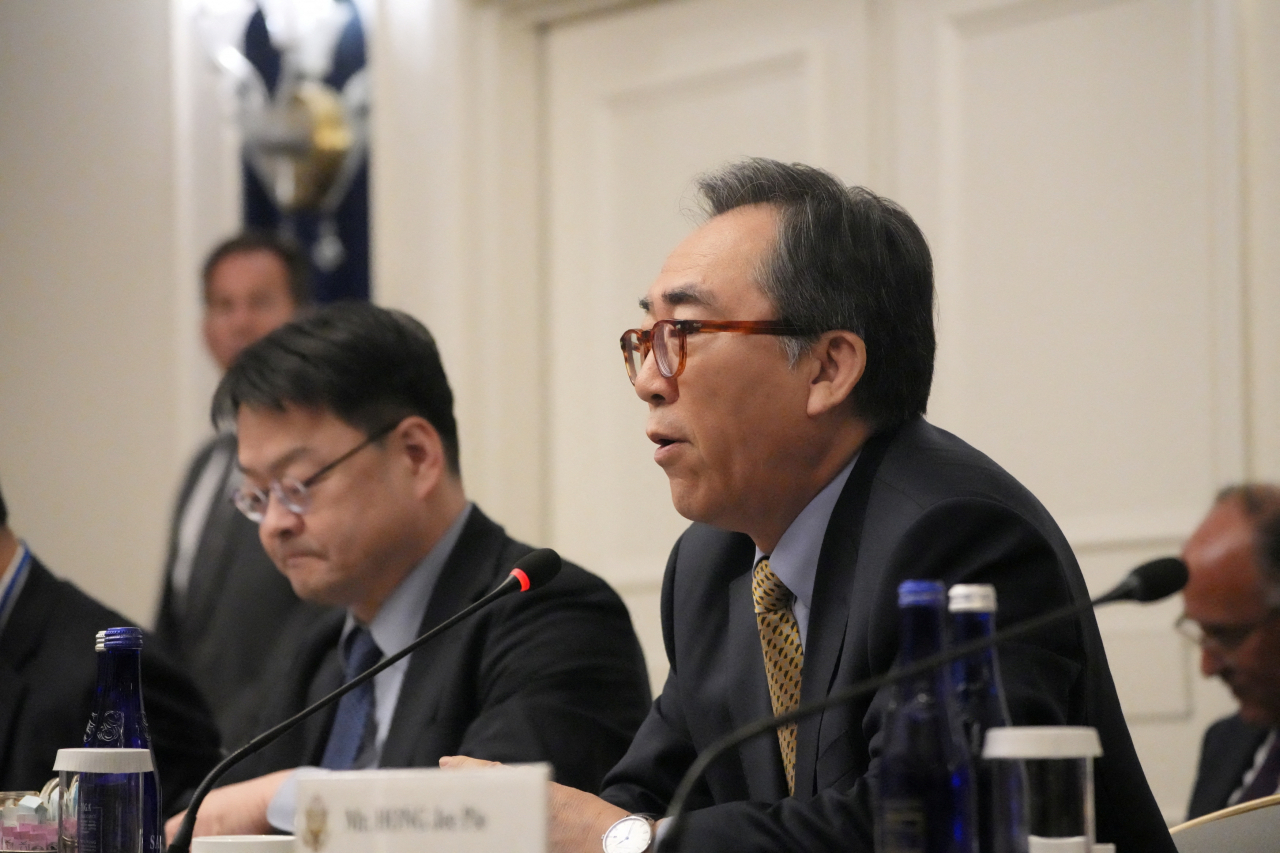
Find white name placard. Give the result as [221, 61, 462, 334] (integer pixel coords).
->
[293, 764, 549, 853]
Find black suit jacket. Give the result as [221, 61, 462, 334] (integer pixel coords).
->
[222, 506, 652, 794]
[0, 556, 222, 811]
[601, 417, 1175, 852]
[1186, 713, 1269, 819]
[154, 433, 331, 747]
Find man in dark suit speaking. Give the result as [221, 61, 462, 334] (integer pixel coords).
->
[1182, 485, 1280, 819]
[446, 159, 1174, 852]
[168, 303, 651, 839]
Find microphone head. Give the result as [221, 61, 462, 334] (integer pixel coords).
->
[1123, 556, 1190, 603]
[509, 548, 562, 592]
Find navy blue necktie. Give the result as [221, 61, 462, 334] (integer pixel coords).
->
[321, 627, 383, 769]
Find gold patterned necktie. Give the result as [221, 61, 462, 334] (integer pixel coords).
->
[752, 557, 804, 795]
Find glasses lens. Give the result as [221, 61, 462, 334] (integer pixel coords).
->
[1176, 615, 1263, 652]
[1175, 617, 1204, 646]
[233, 489, 268, 523]
[276, 478, 310, 515]
[621, 331, 644, 384]
[653, 321, 681, 378]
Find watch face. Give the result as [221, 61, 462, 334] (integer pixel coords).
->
[603, 815, 652, 853]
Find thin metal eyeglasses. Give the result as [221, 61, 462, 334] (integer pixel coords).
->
[619, 318, 811, 384]
[232, 422, 399, 523]
[1174, 609, 1280, 654]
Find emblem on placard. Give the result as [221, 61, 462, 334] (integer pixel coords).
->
[301, 794, 329, 851]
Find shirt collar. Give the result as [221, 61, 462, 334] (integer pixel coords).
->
[754, 454, 858, 611]
[342, 503, 474, 659]
[0, 540, 33, 636]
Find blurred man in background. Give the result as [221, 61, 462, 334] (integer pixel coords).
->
[1182, 484, 1280, 818]
[153, 232, 326, 748]
[0, 480, 221, 807]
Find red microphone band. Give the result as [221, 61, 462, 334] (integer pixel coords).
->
[511, 568, 531, 592]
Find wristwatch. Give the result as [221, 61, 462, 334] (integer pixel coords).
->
[602, 814, 655, 853]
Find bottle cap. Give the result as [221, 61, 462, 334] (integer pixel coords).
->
[948, 583, 997, 613]
[982, 726, 1102, 759]
[898, 580, 945, 607]
[96, 626, 144, 652]
[53, 748, 153, 773]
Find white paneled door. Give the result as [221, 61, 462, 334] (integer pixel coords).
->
[542, 0, 1245, 821]
[887, 0, 1242, 820]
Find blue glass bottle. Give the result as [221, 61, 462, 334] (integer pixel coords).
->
[949, 585, 1025, 853]
[84, 627, 163, 853]
[877, 580, 977, 853]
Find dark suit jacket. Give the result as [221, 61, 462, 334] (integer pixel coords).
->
[222, 506, 652, 794]
[0, 556, 222, 812]
[154, 433, 331, 747]
[1187, 713, 1269, 819]
[600, 417, 1175, 852]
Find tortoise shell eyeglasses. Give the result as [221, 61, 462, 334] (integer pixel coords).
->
[619, 318, 811, 384]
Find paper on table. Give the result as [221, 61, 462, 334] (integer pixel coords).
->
[1170, 792, 1280, 853]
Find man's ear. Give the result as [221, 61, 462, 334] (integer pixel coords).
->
[806, 330, 866, 418]
[395, 416, 447, 498]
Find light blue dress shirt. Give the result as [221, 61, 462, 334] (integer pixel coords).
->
[752, 454, 857, 650]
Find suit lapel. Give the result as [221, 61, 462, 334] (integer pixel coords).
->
[300, 634, 345, 765]
[0, 558, 55, 672]
[793, 425, 899, 799]
[1220, 724, 1271, 807]
[0, 661, 28, 769]
[379, 509, 506, 767]
[161, 437, 219, 580]
[184, 436, 239, 632]
[0, 559, 55, 766]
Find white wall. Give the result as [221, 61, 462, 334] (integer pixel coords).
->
[0, 0, 184, 621]
[1, 0, 1278, 824]
[1244, 0, 1280, 480]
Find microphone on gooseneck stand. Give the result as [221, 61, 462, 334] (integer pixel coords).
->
[1089, 556, 1187, 604]
[165, 548, 563, 853]
[654, 556, 1189, 853]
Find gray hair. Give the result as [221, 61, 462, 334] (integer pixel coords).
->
[696, 158, 936, 429]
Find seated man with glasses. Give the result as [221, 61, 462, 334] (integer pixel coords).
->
[1182, 484, 1280, 819]
[167, 302, 651, 839]
[442, 158, 1174, 853]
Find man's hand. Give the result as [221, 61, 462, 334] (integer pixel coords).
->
[440, 756, 629, 853]
[164, 769, 293, 841]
